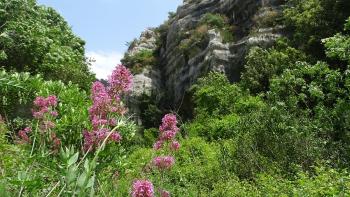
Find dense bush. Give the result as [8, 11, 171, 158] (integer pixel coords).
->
[188, 72, 325, 178]
[191, 72, 264, 117]
[121, 50, 156, 74]
[0, 0, 95, 90]
[268, 61, 344, 112]
[137, 94, 163, 129]
[200, 13, 228, 29]
[283, 0, 350, 59]
[241, 40, 307, 94]
[177, 13, 235, 59]
[323, 17, 350, 65]
[199, 13, 234, 43]
[178, 24, 209, 59]
[212, 167, 350, 196]
[0, 70, 91, 147]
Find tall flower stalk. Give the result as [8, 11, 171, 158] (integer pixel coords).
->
[59, 65, 133, 195]
[132, 113, 180, 197]
[83, 64, 133, 153]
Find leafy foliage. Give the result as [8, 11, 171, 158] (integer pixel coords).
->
[323, 17, 350, 64]
[241, 40, 307, 94]
[121, 50, 156, 74]
[177, 13, 235, 59]
[212, 167, 350, 196]
[200, 13, 228, 29]
[0, 0, 95, 89]
[178, 24, 209, 59]
[192, 72, 264, 118]
[283, 0, 350, 59]
[0, 70, 90, 147]
[199, 13, 234, 43]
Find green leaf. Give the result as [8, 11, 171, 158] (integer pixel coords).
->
[77, 172, 87, 188]
[86, 175, 95, 189]
[83, 159, 90, 171]
[68, 152, 79, 167]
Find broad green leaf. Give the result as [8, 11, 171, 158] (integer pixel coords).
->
[68, 152, 79, 167]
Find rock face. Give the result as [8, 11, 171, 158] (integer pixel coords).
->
[126, 0, 285, 123]
[124, 29, 162, 124]
[128, 29, 158, 56]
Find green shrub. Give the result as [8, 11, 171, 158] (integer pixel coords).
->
[241, 40, 307, 94]
[138, 94, 163, 129]
[170, 137, 221, 194]
[186, 72, 265, 141]
[178, 25, 209, 58]
[322, 17, 350, 64]
[189, 71, 330, 179]
[283, 0, 350, 59]
[0, 70, 90, 147]
[212, 178, 260, 197]
[192, 72, 241, 117]
[212, 167, 350, 196]
[200, 13, 228, 29]
[268, 61, 344, 112]
[0, 0, 95, 90]
[192, 72, 263, 117]
[233, 106, 324, 179]
[200, 13, 235, 43]
[121, 50, 156, 74]
[185, 114, 239, 140]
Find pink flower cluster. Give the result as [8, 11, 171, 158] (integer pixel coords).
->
[160, 189, 170, 197]
[153, 114, 180, 151]
[51, 132, 61, 150]
[152, 156, 175, 171]
[108, 64, 133, 97]
[131, 180, 154, 197]
[83, 65, 132, 152]
[32, 95, 58, 133]
[134, 114, 180, 197]
[83, 128, 122, 151]
[32, 96, 58, 120]
[18, 127, 32, 143]
[18, 95, 61, 151]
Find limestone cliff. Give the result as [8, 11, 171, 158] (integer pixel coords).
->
[124, 0, 285, 124]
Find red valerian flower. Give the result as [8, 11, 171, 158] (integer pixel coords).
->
[154, 114, 181, 152]
[160, 189, 170, 197]
[18, 127, 32, 143]
[152, 156, 175, 170]
[153, 140, 163, 150]
[83, 65, 132, 153]
[170, 140, 180, 151]
[108, 64, 133, 97]
[131, 180, 154, 197]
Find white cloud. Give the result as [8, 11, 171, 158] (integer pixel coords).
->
[86, 51, 124, 79]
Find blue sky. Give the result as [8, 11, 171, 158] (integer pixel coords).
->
[37, 0, 182, 78]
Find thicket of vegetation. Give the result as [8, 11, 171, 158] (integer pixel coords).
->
[1, 0, 350, 196]
[0, 0, 95, 89]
